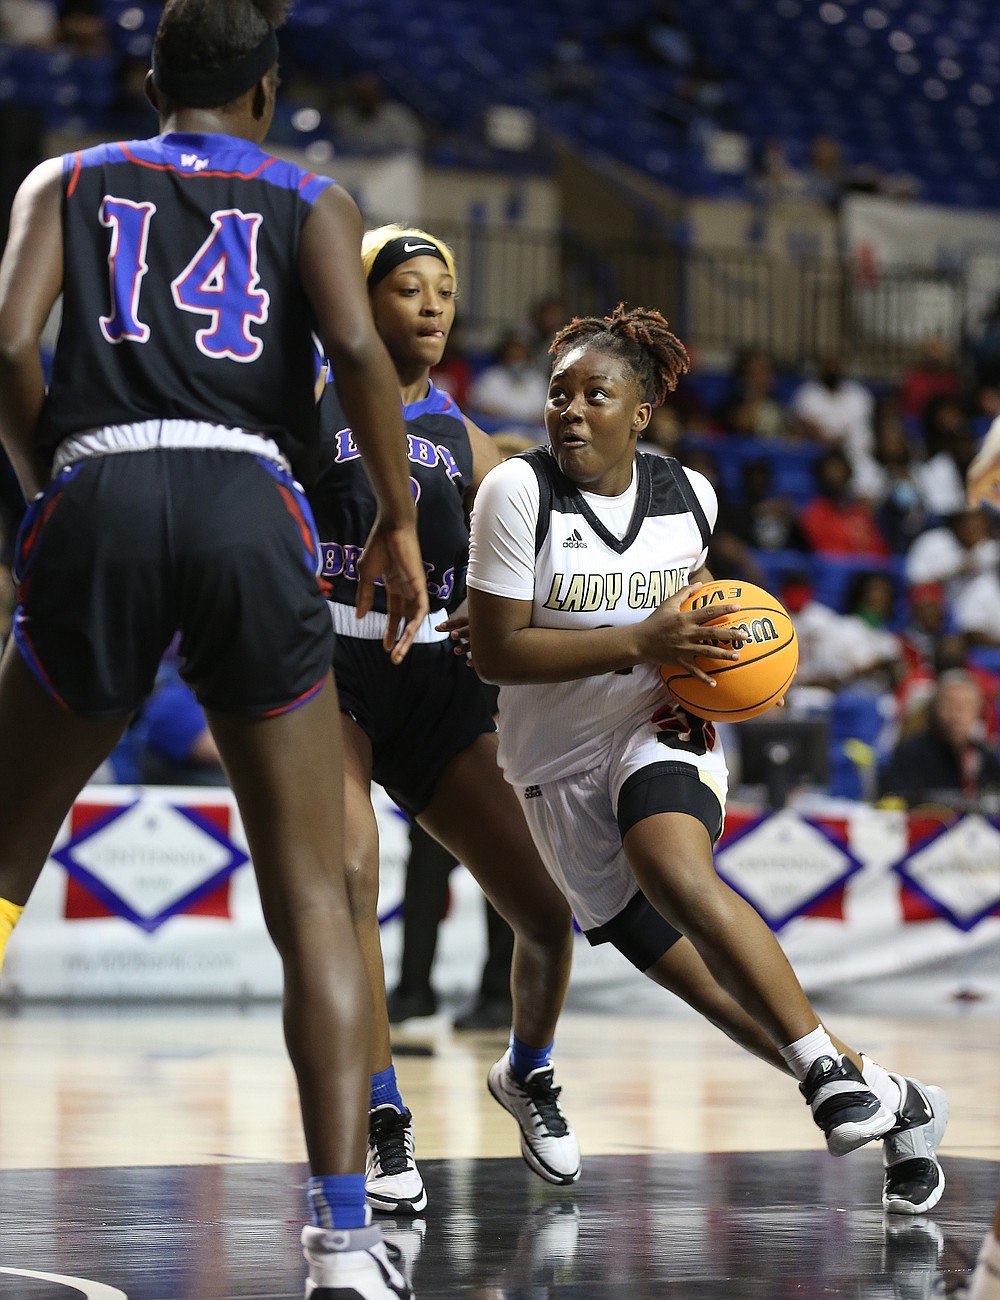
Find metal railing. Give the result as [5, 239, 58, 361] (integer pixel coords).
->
[432, 221, 968, 376]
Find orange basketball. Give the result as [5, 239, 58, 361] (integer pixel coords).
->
[659, 580, 798, 723]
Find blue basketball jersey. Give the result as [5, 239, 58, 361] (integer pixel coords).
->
[40, 132, 334, 469]
[311, 379, 474, 616]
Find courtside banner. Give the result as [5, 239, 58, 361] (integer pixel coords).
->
[3, 791, 999, 998]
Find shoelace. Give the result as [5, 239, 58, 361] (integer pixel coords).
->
[519, 1072, 569, 1137]
[370, 1111, 412, 1176]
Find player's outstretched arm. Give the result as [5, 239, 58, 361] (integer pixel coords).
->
[0, 157, 63, 501]
[299, 185, 428, 658]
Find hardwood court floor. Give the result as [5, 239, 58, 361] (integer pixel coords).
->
[0, 1000, 997, 1297]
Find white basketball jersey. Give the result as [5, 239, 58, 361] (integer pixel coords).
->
[467, 448, 716, 786]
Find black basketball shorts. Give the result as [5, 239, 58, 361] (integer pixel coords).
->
[333, 631, 497, 816]
[12, 449, 334, 717]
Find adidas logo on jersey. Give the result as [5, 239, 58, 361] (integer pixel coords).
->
[523, 785, 542, 799]
[562, 528, 587, 548]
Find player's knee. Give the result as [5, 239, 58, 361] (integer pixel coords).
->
[516, 899, 573, 953]
[343, 849, 379, 925]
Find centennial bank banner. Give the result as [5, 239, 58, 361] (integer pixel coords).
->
[2, 789, 999, 999]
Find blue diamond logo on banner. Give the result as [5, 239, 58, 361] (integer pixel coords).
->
[52, 797, 249, 933]
[716, 809, 864, 931]
[891, 814, 1000, 932]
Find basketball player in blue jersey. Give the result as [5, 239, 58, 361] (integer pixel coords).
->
[0, 3, 425, 1297]
[467, 304, 950, 1215]
[310, 225, 580, 1215]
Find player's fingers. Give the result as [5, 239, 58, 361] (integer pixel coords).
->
[688, 601, 741, 624]
[390, 607, 424, 664]
[664, 580, 704, 608]
[355, 576, 375, 620]
[692, 642, 741, 661]
[681, 660, 718, 687]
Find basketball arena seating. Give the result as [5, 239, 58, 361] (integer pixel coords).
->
[2, 0, 999, 207]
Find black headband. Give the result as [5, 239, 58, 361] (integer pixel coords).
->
[152, 27, 279, 108]
[367, 237, 448, 291]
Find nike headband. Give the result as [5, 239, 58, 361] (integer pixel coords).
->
[152, 26, 279, 108]
[367, 236, 449, 290]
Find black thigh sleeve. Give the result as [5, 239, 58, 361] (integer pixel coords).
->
[617, 761, 724, 844]
[583, 889, 683, 972]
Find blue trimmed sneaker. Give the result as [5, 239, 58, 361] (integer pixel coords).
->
[883, 1074, 949, 1215]
[365, 1105, 427, 1216]
[488, 1049, 581, 1185]
[799, 1054, 896, 1156]
[301, 1223, 412, 1299]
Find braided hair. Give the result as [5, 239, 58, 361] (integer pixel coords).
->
[549, 303, 689, 407]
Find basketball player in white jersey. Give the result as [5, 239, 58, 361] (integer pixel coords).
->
[466, 303, 949, 1214]
[964, 416, 1000, 1297]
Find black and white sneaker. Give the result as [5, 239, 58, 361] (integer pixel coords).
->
[302, 1223, 412, 1299]
[883, 1074, 949, 1215]
[799, 1054, 896, 1156]
[366, 1105, 428, 1216]
[487, 1049, 581, 1185]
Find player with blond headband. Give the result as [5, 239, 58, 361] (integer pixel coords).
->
[308, 224, 581, 1216]
[466, 302, 951, 1212]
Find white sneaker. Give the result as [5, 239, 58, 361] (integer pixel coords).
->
[301, 1223, 412, 1299]
[798, 1054, 896, 1156]
[487, 1049, 581, 1185]
[366, 1104, 428, 1215]
[882, 1074, 949, 1215]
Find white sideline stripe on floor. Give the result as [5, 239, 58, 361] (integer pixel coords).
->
[0, 1266, 128, 1297]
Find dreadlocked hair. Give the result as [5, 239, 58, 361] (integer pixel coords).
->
[155, 0, 291, 80]
[549, 302, 690, 407]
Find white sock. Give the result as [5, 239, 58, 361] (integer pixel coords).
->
[970, 1232, 1000, 1300]
[779, 1024, 837, 1082]
[860, 1054, 903, 1117]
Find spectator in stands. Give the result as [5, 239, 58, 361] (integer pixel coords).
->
[899, 336, 962, 421]
[136, 668, 228, 787]
[526, 294, 569, 375]
[878, 670, 1000, 809]
[718, 457, 811, 555]
[853, 400, 931, 552]
[790, 354, 875, 465]
[953, 555, 1000, 648]
[896, 629, 1000, 746]
[904, 507, 1000, 602]
[329, 70, 426, 157]
[917, 395, 980, 517]
[798, 448, 889, 556]
[749, 137, 807, 205]
[55, 0, 108, 56]
[0, 0, 56, 45]
[467, 329, 549, 425]
[802, 134, 846, 210]
[718, 348, 788, 441]
[787, 569, 900, 695]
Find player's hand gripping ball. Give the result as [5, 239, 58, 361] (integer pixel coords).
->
[660, 580, 798, 722]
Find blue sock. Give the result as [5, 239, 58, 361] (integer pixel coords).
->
[509, 1032, 553, 1080]
[370, 1064, 405, 1112]
[307, 1174, 368, 1229]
